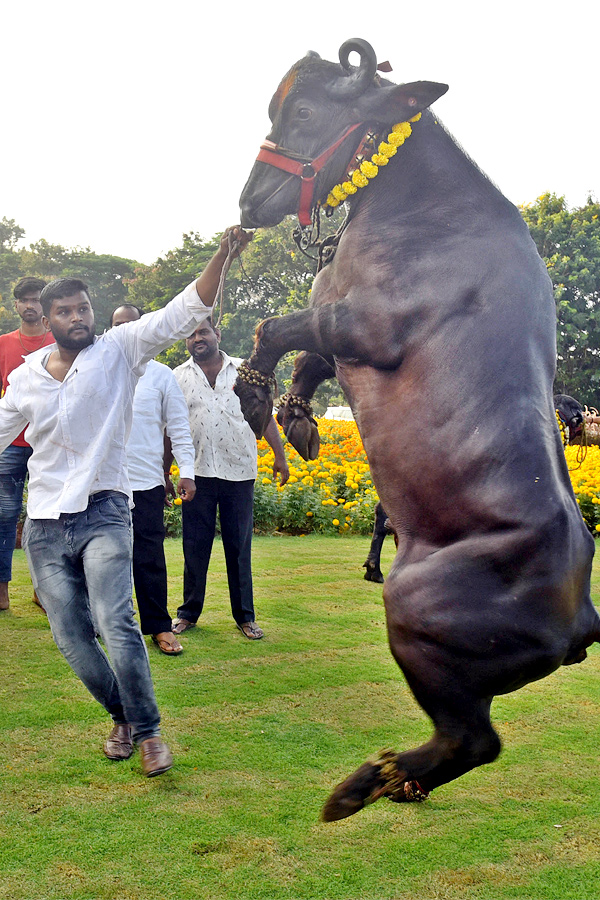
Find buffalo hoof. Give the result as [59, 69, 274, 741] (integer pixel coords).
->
[277, 406, 320, 460]
[321, 762, 384, 822]
[233, 379, 273, 439]
[363, 561, 384, 583]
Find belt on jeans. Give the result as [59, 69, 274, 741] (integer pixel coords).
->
[89, 490, 126, 503]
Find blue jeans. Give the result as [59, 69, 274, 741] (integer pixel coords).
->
[0, 444, 32, 582]
[23, 492, 161, 743]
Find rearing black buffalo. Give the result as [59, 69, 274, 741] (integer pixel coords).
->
[236, 39, 600, 821]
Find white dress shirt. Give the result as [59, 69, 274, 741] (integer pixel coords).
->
[126, 360, 195, 491]
[0, 280, 212, 519]
[174, 352, 257, 481]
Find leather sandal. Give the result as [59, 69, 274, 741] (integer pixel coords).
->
[172, 618, 196, 635]
[237, 621, 264, 640]
[151, 632, 183, 655]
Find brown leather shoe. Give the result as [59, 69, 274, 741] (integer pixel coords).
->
[139, 737, 173, 777]
[103, 723, 134, 760]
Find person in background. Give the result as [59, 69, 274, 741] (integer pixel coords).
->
[0, 226, 250, 775]
[110, 303, 196, 655]
[0, 277, 53, 611]
[172, 321, 289, 640]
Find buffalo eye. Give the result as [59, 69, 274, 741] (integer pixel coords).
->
[296, 107, 313, 120]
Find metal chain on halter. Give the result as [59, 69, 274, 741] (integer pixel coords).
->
[292, 205, 322, 261]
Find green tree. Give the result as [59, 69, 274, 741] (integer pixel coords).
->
[521, 193, 600, 407]
[126, 231, 220, 368]
[0, 218, 26, 330]
[19, 241, 139, 332]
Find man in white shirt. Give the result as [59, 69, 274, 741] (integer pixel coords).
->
[0, 227, 250, 776]
[172, 321, 289, 640]
[110, 303, 196, 655]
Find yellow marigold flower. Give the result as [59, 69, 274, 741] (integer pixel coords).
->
[392, 121, 412, 137]
[410, 112, 422, 122]
[371, 153, 389, 166]
[378, 142, 397, 158]
[596, 523, 600, 532]
[174, 498, 183, 506]
[262, 478, 271, 485]
[387, 132, 405, 147]
[332, 184, 348, 201]
[326, 194, 340, 207]
[360, 160, 378, 179]
[332, 519, 340, 526]
[351, 170, 369, 188]
[306, 511, 314, 517]
[342, 180, 358, 194]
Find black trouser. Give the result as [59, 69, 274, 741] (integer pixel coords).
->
[131, 485, 171, 635]
[178, 477, 255, 625]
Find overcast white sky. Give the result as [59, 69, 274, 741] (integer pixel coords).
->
[2, 0, 598, 264]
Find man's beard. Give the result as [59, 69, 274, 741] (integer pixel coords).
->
[56, 326, 95, 351]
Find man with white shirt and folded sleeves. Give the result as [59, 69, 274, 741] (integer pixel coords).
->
[0, 226, 250, 777]
[110, 302, 196, 656]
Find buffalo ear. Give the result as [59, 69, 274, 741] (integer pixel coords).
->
[360, 80, 448, 122]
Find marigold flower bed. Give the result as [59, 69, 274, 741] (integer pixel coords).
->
[166, 425, 600, 537]
[565, 444, 600, 533]
[254, 419, 377, 535]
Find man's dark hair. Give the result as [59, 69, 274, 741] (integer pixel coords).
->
[109, 303, 144, 326]
[40, 278, 90, 317]
[13, 277, 47, 300]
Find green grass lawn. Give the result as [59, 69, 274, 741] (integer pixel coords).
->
[1, 535, 599, 900]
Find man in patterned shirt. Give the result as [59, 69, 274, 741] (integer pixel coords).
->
[172, 322, 289, 640]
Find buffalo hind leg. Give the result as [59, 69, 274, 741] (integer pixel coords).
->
[322, 694, 501, 821]
[276, 352, 336, 460]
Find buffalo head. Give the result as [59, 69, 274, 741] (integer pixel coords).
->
[239, 39, 448, 229]
[554, 393, 585, 443]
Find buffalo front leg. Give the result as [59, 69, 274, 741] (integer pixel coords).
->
[277, 352, 335, 460]
[234, 302, 404, 439]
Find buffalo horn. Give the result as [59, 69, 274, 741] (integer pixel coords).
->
[326, 38, 378, 100]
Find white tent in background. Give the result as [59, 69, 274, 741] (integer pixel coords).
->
[321, 407, 354, 421]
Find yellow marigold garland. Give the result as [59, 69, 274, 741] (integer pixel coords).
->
[324, 113, 421, 210]
[556, 409, 568, 447]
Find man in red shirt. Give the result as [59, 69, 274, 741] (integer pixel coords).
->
[0, 277, 53, 610]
